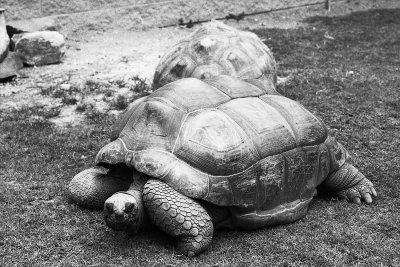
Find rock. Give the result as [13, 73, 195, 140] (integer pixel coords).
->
[0, 51, 24, 80]
[10, 33, 23, 51]
[60, 84, 71, 91]
[13, 31, 65, 66]
[0, 8, 10, 63]
[6, 24, 27, 51]
[0, 8, 23, 81]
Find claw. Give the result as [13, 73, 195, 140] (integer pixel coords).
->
[363, 193, 373, 204]
[353, 197, 361, 205]
[371, 187, 377, 197]
[335, 177, 377, 205]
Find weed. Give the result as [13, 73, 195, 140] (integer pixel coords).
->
[76, 100, 95, 113]
[40, 82, 82, 106]
[62, 96, 78, 105]
[40, 84, 57, 96]
[103, 89, 114, 97]
[128, 75, 151, 93]
[111, 94, 128, 110]
[85, 79, 110, 92]
[114, 78, 127, 88]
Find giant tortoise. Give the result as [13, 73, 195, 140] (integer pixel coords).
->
[69, 75, 376, 256]
[153, 21, 277, 91]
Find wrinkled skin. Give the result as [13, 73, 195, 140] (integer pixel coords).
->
[104, 192, 145, 233]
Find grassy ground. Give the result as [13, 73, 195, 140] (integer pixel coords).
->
[1, 8, 399, 267]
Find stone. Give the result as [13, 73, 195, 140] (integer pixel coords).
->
[13, 31, 65, 66]
[10, 33, 23, 51]
[0, 51, 23, 80]
[0, 9, 10, 63]
[59, 84, 71, 91]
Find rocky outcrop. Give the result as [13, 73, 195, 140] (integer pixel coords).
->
[0, 8, 24, 80]
[12, 31, 65, 66]
[0, 9, 9, 62]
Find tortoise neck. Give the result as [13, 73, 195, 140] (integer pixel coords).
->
[126, 172, 149, 195]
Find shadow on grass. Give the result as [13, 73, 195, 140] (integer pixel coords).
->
[1, 8, 399, 267]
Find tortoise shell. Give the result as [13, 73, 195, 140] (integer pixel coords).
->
[97, 75, 337, 227]
[153, 21, 277, 90]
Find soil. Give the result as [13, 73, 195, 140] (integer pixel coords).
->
[1, 0, 399, 127]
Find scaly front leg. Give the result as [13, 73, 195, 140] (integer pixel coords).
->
[143, 179, 214, 257]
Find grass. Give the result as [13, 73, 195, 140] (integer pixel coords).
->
[1, 8, 399, 267]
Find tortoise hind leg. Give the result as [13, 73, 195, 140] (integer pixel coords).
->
[143, 179, 213, 257]
[320, 162, 377, 204]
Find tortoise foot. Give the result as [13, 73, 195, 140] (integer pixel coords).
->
[337, 177, 377, 204]
[143, 179, 213, 256]
[322, 162, 377, 205]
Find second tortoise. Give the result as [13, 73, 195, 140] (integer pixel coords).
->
[153, 21, 277, 91]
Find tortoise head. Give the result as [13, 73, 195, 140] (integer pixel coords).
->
[95, 139, 148, 233]
[103, 190, 146, 234]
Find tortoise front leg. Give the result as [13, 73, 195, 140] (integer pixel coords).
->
[320, 162, 377, 204]
[143, 179, 214, 257]
[68, 166, 132, 209]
